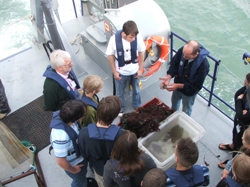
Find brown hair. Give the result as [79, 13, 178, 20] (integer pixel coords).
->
[97, 96, 121, 126]
[83, 75, 103, 94]
[186, 40, 200, 55]
[243, 126, 250, 146]
[232, 153, 250, 184]
[239, 126, 250, 156]
[142, 168, 166, 187]
[111, 130, 145, 176]
[176, 137, 199, 168]
[122, 20, 139, 36]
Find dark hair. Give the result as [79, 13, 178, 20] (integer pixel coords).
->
[246, 73, 250, 83]
[111, 130, 145, 176]
[59, 100, 86, 123]
[97, 96, 121, 125]
[142, 168, 166, 187]
[176, 137, 199, 168]
[186, 40, 200, 55]
[122, 20, 139, 36]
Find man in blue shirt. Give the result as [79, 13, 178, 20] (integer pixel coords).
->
[50, 100, 87, 187]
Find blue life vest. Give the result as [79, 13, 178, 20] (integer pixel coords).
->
[166, 165, 205, 187]
[87, 123, 121, 140]
[50, 111, 81, 157]
[87, 124, 121, 163]
[80, 95, 98, 110]
[43, 65, 80, 99]
[177, 46, 209, 80]
[115, 30, 138, 67]
[226, 177, 247, 187]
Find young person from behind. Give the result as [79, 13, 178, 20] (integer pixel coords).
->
[78, 95, 125, 187]
[220, 126, 250, 179]
[216, 153, 250, 187]
[103, 130, 156, 187]
[79, 75, 103, 127]
[165, 137, 210, 187]
[50, 100, 87, 187]
[141, 168, 166, 187]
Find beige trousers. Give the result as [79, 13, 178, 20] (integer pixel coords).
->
[94, 170, 104, 187]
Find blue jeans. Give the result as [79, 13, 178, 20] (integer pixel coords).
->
[65, 160, 88, 187]
[171, 90, 197, 116]
[114, 73, 141, 111]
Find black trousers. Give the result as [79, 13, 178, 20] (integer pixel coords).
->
[232, 117, 248, 157]
[0, 79, 11, 113]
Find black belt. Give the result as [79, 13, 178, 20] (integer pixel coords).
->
[68, 151, 76, 156]
[125, 60, 131, 64]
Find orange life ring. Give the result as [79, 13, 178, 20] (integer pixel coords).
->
[144, 36, 169, 77]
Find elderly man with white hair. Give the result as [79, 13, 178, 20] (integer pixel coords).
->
[43, 49, 80, 111]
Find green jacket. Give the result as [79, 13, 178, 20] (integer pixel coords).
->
[80, 97, 98, 127]
[43, 78, 70, 111]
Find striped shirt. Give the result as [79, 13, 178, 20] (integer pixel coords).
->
[50, 122, 83, 166]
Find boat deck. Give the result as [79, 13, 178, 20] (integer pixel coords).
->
[0, 16, 234, 187]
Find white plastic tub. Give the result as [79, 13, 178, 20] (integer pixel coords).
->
[138, 111, 205, 171]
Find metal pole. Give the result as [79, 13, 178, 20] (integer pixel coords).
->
[41, 0, 65, 50]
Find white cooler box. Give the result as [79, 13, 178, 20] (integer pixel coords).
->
[138, 111, 205, 171]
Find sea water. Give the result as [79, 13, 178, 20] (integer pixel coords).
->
[1, 0, 250, 117]
[145, 124, 196, 162]
[0, 0, 78, 60]
[155, 0, 250, 117]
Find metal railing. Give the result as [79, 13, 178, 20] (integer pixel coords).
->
[70, 0, 236, 121]
[170, 31, 235, 121]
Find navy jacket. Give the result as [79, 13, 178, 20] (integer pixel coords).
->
[78, 124, 125, 176]
[167, 46, 210, 96]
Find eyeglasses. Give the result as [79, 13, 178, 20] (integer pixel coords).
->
[63, 61, 73, 67]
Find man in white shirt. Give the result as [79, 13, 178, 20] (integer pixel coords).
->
[106, 20, 145, 112]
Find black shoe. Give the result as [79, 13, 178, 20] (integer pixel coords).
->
[87, 177, 98, 187]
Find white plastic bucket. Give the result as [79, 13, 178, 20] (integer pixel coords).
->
[138, 111, 205, 171]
